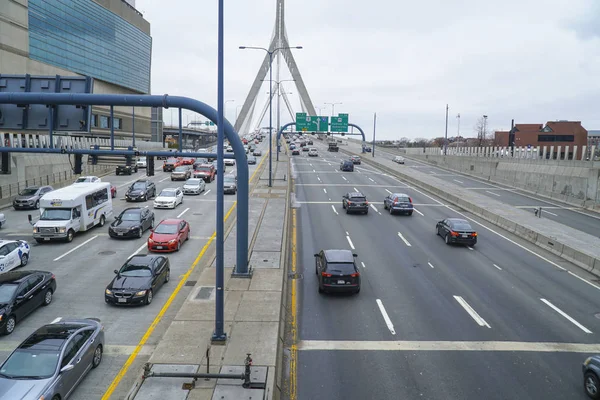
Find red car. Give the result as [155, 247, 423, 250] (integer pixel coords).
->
[111, 184, 117, 198]
[148, 219, 190, 252]
[193, 164, 216, 182]
[181, 157, 196, 165]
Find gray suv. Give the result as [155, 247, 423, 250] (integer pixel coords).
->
[13, 186, 54, 210]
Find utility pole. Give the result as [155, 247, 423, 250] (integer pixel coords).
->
[456, 113, 460, 137]
[372, 112, 376, 157]
[444, 104, 448, 155]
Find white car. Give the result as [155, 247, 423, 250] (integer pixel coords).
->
[226, 146, 234, 152]
[74, 176, 101, 183]
[393, 156, 405, 164]
[224, 158, 236, 166]
[0, 213, 5, 229]
[308, 148, 318, 157]
[137, 157, 147, 168]
[182, 178, 206, 195]
[153, 188, 184, 209]
[0, 240, 30, 273]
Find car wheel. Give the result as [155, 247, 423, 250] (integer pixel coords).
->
[145, 289, 153, 305]
[345, 208, 349, 214]
[342, 202, 346, 209]
[92, 345, 103, 369]
[364, 210, 369, 214]
[383, 203, 388, 210]
[176, 241, 181, 251]
[43, 289, 53, 306]
[66, 229, 74, 242]
[52, 396, 60, 400]
[35, 239, 44, 244]
[3, 315, 16, 335]
[35, 200, 40, 209]
[99, 215, 106, 227]
[407, 211, 413, 216]
[20, 253, 28, 267]
[150, 218, 155, 229]
[138, 229, 143, 239]
[318, 284, 324, 294]
[185, 231, 190, 241]
[436, 226, 440, 236]
[389, 207, 393, 215]
[355, 287, 361, 294]
[444, 234, 450, 245]
[165, 268, 170, 283]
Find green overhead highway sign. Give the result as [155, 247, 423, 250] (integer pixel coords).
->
[295, 113, 329, 132]
[330, 113, 349, 132]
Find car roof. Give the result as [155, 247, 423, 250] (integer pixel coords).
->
[160, 187, 179, 192]
[22, 321, 97, 351]
[128, 254, 159, 264]
[158, 219, 183, 225]
[447, 218, 469, 224]
[342, 160, 353, 164]
[392, 193, 410, 197]
[348, 192, 365, 197]
[122, 207, 142, 213]
[0, 270, 44, 284]
[196, 163, 213, 167]
[323, 249, 355, 263]
[134, 179, 150, 183]
[0, 239, 19, 246]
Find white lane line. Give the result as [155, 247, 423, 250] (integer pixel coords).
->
[353, 187, 359, 192]
[328, 198, 331, 201]
[467, 246, 474, 251]
[397, 232, 412, 247]
[453, 179, 464, 184]
[542, 209, 558, 216]
[54, 235, 98, 261]
[493, 263, 502, 271]
[323, 188, 327, 194]
[317, 176, 321, 182]
[313, 169, 316, 172]
[203, 189, 211, 196]
[118, 177, 141, 188]
[342, 176, 347, 181]
[376, 299, 396, 335]
[385, 189, 392, 194]
[129, 242, 148, 259]
[370, 203, 379, 214]
[540, 298, 592, 333]
[568, 271, 600, 291]
[361, 262, 366, 269]
[331, 205, 338, 215]
[328, 163, 331, 166]
[485, 190, 501, 197]
[413, 208, 424, 216]
[428, 262, 435, 269]
[453, 295, 491, 328]
[368, 177, 375, 182]
[345, 231, 349, 235]
[177, 207, 190, 218]
[346, 235, 355, 250]
[159, 176, 170, 182]
[309, 163, 313, 166]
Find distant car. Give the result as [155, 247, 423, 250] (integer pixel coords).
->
[12, 185, 54, 210]
[171, 166, 191, 181]
[137, 156, 147, 168]
[436, 218, 477, 246]
[108, 207, 155, 239]
[342, 192, 369, 214]
[365, 147, 372, 152]
[383, 193, 413, 215]
[224, 158, 236, 166]
[182, 178, 206, 195]
[148, 219, 191, 252]
[307, 140, 313, 145]
[212, 160, 220, 174]
[0, 317, 104, 399]
[224, 175, 237, 194]
[350, 155, 361, 164]
[314, 249, 360, 294]
[193, 164, 216, 182]
[291, 149, 300, 155]
[116, 164, 138, 175]
[340, 160, 354, 171]
[393, 156, 405, 164]
[126, 179, 156, 202]
[0, 270, 56, 335]
[105, 254, 170, 306]
[0, 213, 5, 229]
[0, 239, 30, 273]
[226, 146, 234, 152]
[290, 144, 296, 150]
[308, 148, 318, 157]
[247, 155, 257, 165]
[74, 176, 101, 183]
[253, 150, 262, 156]
[302, 146, 310, 152]
[181, 157, 195, 165]
[162, 158, 181, 172]
[583, 356, 600, 399]
[153, 188, 184, 209]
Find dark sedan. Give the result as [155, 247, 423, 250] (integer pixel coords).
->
[436, 218, 478, 246]
[125, 179, 156, 202]
[340, 160, 354, 171]
[116, 164, 138, 175]
[224, 176, 237, 194]
[383, 193, 414, 216]
[0, 318, 104, 400]
[0, 270, 56, 335]
[108, 207, 155, 239]
[342, 192, 369, 214]
[105, 254, 170, 306]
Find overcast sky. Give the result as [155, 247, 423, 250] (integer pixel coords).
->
[137, 0, 600, 140]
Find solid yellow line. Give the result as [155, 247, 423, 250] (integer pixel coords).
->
[101, 153, 266, 399]
[289, 208, 298, 400]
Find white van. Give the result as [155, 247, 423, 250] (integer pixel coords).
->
[30, 182, 113, 243]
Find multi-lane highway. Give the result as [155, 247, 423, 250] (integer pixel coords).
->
[293, 140, 600, 399]
[0, 143, 267, 399]
[353, 145, 600, 238]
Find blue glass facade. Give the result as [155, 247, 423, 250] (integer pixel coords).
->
[28, 0, 151, 94]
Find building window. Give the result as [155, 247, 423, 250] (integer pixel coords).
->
[538, 135, 575, 142]
[91, 114, 98, 127]
[100, 115, 110, 129]
[114, 118, 122, 130]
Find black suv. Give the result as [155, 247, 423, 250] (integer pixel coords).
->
[314, 249, 360, 294]
[342, 192, 369, 214]
[116, 164, 138, 175]
[125, 179, 156, 202]
[340, 160, 354, 172]
[109, 207, 155, 239]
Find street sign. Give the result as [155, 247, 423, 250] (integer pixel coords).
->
[295, 113, 328, 132]
[330, 113, 349, 132]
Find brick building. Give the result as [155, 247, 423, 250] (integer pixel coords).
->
[494, 121, 588, 159]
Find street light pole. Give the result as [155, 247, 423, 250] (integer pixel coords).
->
[324, 102, 342, 117]
[444, 104, 448, 155]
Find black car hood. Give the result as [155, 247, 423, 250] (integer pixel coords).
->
[108, 275, 151, 291]
[127, 189, 145, 196]
[111, 219, 141, 229]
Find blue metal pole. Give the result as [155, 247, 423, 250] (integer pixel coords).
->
[48, 106, 54, 149]
[178, 108, 183, 151]
[212, 0, 226, 343]
[268, 52, 273, 187]
[132, 107, 136, 147]
[110, 105, 114, 150]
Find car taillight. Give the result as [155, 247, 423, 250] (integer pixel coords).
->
[408, 197, 412, 203]
[365, 201, 369, 205]
[51, 274, 56, 280]
[471, 232, 478, 237]
[393, 200, 398, 204]
[347, 201, 352, 205]
[450, 231, 459, 237]
[321, 272, 332, 277]
[351, 272, 360, 277]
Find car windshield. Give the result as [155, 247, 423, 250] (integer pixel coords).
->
[19, 188, 39, 196]
[139, 157, 146, 161]
[0, 284, 18, 303]
[326, 262, 355, 274]
[196, 167, 211, 172]
[120, 211, 140, 221]
[186, 179, 202, 185]
[396, 196, 410, 202]
[451, 221, 473, 230]
[174, 166, 187, 172]
[75, 177, 90, 182]
[120, 263, 152, 277]
[0, 348, 60, 379]
[154, 224, 178, 234]
[350, 197, 366, 202]
[132, 182, 147, 190]
[166, 158, 177, 163]
[40, 208, 71, 221]
[159, 190, 177, 197]
[224, 177, 236, 183]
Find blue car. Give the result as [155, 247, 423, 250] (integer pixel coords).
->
[383, 193, 413, 216]
[340, 160, 354, 172]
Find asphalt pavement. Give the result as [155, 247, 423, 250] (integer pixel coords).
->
[367, 145, 600, 238]
[0, 142, 267, 400]
[291, 139, 600, 400]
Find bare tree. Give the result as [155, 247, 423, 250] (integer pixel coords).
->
[473, 117, 488, 146]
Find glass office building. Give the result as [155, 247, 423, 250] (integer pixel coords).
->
[28, 0, 152, 94]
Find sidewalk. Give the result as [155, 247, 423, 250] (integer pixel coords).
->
[124, 152, 291, 400]
[340, 143, 600, 277]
